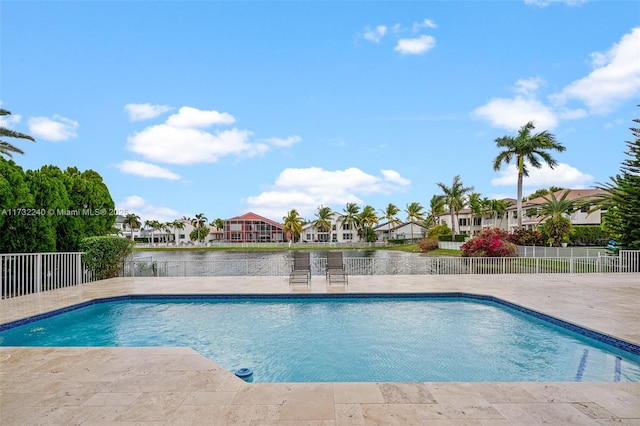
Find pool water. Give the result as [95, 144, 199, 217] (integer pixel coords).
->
[1, 296, 639, 382]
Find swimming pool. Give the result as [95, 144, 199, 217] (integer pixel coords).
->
[1, 294, 639, 382]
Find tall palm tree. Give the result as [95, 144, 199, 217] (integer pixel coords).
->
[379, 203, 401, 242]
[488, 199, 511, 229]
[492, 121, 566, 228]
[425, 195, 446, 229]
[0, 109, 36, 158]
[171, 219, 185, 243]
[340, 202, 360, 242]
[312, 206, 334, 242]
[283, 209, 304, 242]
[122, 213, 141, 240]
[191, 213, 208, 243]
[144, 219, 162, 245]
[405, 202, 425, 242]
[358, 205, 379, 242]
[468, 193, 490, 235]
[436, 175, 474, 240]
[212, 218, 225, 231]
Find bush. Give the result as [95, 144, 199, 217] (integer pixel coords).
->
[428, 223, 451, 239]
[80, 236, 133, 280]
[570, 226, 609, 246]
[461, 228, 517, 257]
[508, 228, 544, 246]
[417, 237, 439, 252]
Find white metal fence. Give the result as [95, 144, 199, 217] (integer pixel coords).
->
[2, 250, 639, 299]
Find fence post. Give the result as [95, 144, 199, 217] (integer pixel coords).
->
[35, 253, 42, 293]
[76, 253, 82, 285]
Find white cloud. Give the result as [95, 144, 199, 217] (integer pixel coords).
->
[514, 77, 545, 97]
[126, 106, 293, 165]
[412, 18, 437, 32]
[124, 103, 173, 121]
[394, 35, 436, 55]
[550, 27, 640, 114]
[524, 0, 587, 6]
[363, 25, 387, 43]
[0, 112, 21, 128]
[473, 96, 558, 131]
[491, 162, 593, 188]
[27, 115, 78, 141]
[116, 195, 187, 224]
[166, 106, 235, 128]
[115, 160, 181, 180]
[244, 167, 410, 219]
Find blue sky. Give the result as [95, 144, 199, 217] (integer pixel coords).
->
[2, 0, 639, 224]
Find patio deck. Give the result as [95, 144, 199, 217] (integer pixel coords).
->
[1, 273, 639, 425]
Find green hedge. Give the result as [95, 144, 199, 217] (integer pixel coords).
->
[80, 236, 133, 280]
[438, 234, 466, 242]
[570, 226, 609, 246]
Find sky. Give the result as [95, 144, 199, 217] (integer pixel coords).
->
[1, 0, 639, 225]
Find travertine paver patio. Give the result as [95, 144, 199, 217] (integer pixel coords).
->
[1, 273, 639, 425]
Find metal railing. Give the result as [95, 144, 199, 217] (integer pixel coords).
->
[2, 250, 639, 299]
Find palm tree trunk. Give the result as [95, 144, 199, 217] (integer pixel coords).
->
[450, 209, 455, 241]
[517, 156, 524, 229]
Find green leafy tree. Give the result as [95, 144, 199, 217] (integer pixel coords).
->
[80, 236, 133, 280]
[190, 213, 208, 243]
[0, 159, 35, 252]
[424, 195, 446, 229]
[123, 213, 141, 240]
[379, 203, 401, 241]
[358, 205, 379, 242]
[405, 201, 425, 242]
[0, 109, 36, 158]
[436, 175, 474, 240]
[283, 209, 304, 242]
[340, 202, 360, 242]
[492, 121, 566, 228]
[468, 193, 489, 235]
[312, 206, 334, 242]
[212, 218, 224, 231]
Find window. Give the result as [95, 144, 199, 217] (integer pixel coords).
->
[230, 233, 241, 240]
[332, 225, 336, 231]
[343, 223, 351, 230]
[581, 204, 590, 213]
[230, 223, 241, 231]
[473, 218, 482, 226]
[179, 234, 185, 239]
[459, 218, 469, 226]
[343, 233, 352, 240]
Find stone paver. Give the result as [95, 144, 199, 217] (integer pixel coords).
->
[1, 273, 639, 425]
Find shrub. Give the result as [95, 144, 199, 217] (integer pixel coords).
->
[508, 228, 544, 246]
[417, 237, 439, 252]
[540, 216, 573, 247]
[461, 228, 517, 257]
[570, 226, 609, 246]
[80, 236, 133, 280]
[428, 223, 451, 239]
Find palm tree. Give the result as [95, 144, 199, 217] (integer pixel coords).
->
[436, 175, 474, 240]
[171, 219, 185, 244]
[283, 209, 304, 242]
[312, 206, 334, 242]
[122, 213, 141, 240]
[212, 218, 225, 231]
[340, 202, 360, 243]
[488, 199, 511, 228]
[424, 195, 446, 229]
[358, 205, 379, 242]
[144, 219, 162, 245]
[405, 202, 425, 242]
[538, 190, 575, 222]
[0, 109, 36, 158]
[468, 193, 490, 235]
[379, 203, 401, 242]
[492, 121, 566, 228]
[191, 213, 208, 243]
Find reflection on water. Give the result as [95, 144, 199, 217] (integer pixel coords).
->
[132, 249, 416, 262]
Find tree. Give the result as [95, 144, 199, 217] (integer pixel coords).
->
[212, 218, 225, 231]
[312, 206, 334, 242]
[468, 193, 489, 235]
[591, 111, 640, 249]
[283, 209, 304, 242]
[0, 109, 36, 158]
[144, 219, 162, 244]
[538, 191, 575, 222]
[171, 219, 185, 243]
[358, 205, 379, 242]
[405, 202, 425, 242]
[436, 175, 474, 240]
[191, 213, 208, 243]
[492, 121, 566, 228]
[123, 213, 141, 240]
[379, 203, 401, 241]
[340, 202, 360, 242]
[424, 195, 446, 229]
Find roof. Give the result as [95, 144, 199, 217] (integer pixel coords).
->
[509, 189, 607, 210]
[226, 212, 283, 228]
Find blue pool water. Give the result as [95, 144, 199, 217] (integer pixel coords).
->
[1, 295, 639, 382]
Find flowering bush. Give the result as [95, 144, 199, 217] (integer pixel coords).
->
[507, 228, 544, 246]
[417, 237, 439, 252]
[461, 228, 517, 257]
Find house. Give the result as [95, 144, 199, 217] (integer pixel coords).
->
[224, 212, 285, 243]
[374, 221, 426, 242]
[300, 214, 361, 243]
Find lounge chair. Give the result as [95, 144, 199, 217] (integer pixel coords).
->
[289, 251, 311, 287]
[326, 251, 348, 286]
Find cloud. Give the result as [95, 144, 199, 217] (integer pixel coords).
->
[126, 106, 297, 165]
[0, 112, 22, 128]
[394, 35, 436, 55]
[115, 160, 181, 180]
[363, 25, 387, 43]
[412, 19, 437, 32]
[116, 195, 188, 223]
[244, 167, 411, 219]
[166, 106, 235, 128]
[524, 0, 587, 6]
[27, 115, 78, 141]
[124, 103, 173, 121]
[550, 27, 640, 114]
[491, 162, 593, 188]
[473, 96, 558, 131]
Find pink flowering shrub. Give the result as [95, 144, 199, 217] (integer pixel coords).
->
[417, 237, 439, 252]
[461, 228, 517, 257]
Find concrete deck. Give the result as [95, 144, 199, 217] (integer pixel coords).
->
[1, 273, 639, 425]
